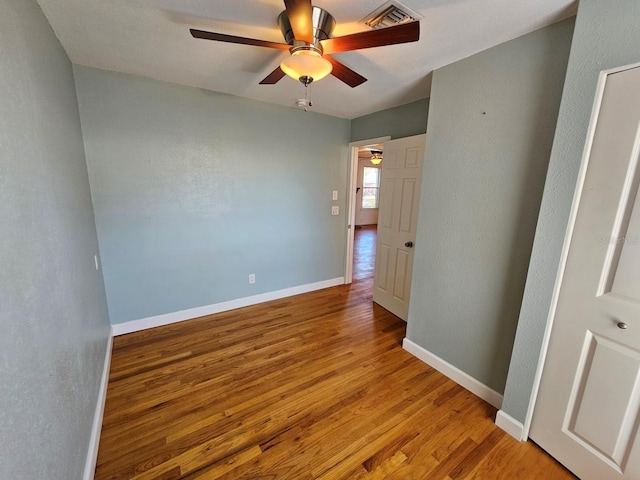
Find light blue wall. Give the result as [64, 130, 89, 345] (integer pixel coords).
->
[406, 19, 574, 393]
[350, 99, 429, 142]
[0, 0, 111, 478]
[502, 0, 640, 424]
[73, 67, 351, 325]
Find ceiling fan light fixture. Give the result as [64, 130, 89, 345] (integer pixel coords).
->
[280, 50, 333, 85]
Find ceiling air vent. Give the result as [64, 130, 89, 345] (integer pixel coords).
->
[361, 0, 423, 30]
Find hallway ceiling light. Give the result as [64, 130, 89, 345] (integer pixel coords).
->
[370, 151, 383, 165]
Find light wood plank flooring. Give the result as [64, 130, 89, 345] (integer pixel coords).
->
[95, 225, 575, 479]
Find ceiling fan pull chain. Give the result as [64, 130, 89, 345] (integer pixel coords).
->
[304, 84, 313, 112]
[295, 84, 313, 111]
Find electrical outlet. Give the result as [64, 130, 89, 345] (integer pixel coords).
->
[249, 273, 256, 284]
[331, 206, 339, 216]
[332, 190, 338, 201]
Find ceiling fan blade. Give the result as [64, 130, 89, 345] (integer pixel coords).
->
[190, 29, 290, 50]
[284, 0, 314, 44]
[321, 22, 420, 54]
[326, 56, 367, 88]
[259, 66, 287, 85]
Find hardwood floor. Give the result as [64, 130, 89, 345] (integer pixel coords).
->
[352, 225, 376, 281]
[95, 225, 575, 479]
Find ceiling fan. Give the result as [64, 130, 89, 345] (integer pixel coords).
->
[190, 0, 420, 88]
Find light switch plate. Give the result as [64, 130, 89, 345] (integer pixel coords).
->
[332, 190, 338, 201]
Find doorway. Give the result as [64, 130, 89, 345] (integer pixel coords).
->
[352, 144, 383, 281]
[345, 136, 390, 284]
[344, 134, 427, 321]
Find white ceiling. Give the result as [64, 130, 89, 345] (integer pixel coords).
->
[36, 0, 577, 119]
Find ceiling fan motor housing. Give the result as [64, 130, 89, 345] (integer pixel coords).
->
[278, 6, 336, 49]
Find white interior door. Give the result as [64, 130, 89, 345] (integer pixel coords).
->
[373, 134, 426, 320]
[530, 66, 640, 479]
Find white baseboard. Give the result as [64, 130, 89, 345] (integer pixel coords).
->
[495, 409, 526, 441]
[402, 338, 503, 409]
[84, 329, 113, 480]
[111, 277, 345, 336]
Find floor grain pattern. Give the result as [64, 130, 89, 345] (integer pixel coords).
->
[96, 226, 575, 479]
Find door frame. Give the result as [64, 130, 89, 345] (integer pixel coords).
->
[522, 61, 640, 441]
[344, 136, 391, 284]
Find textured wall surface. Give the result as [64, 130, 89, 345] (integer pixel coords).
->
[350, 99, 429, 142]
[74, 66, 350, 324]
[406, 19, 574, 394]
[0, 1, 111, 478]
[502, 0, 640, 424]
